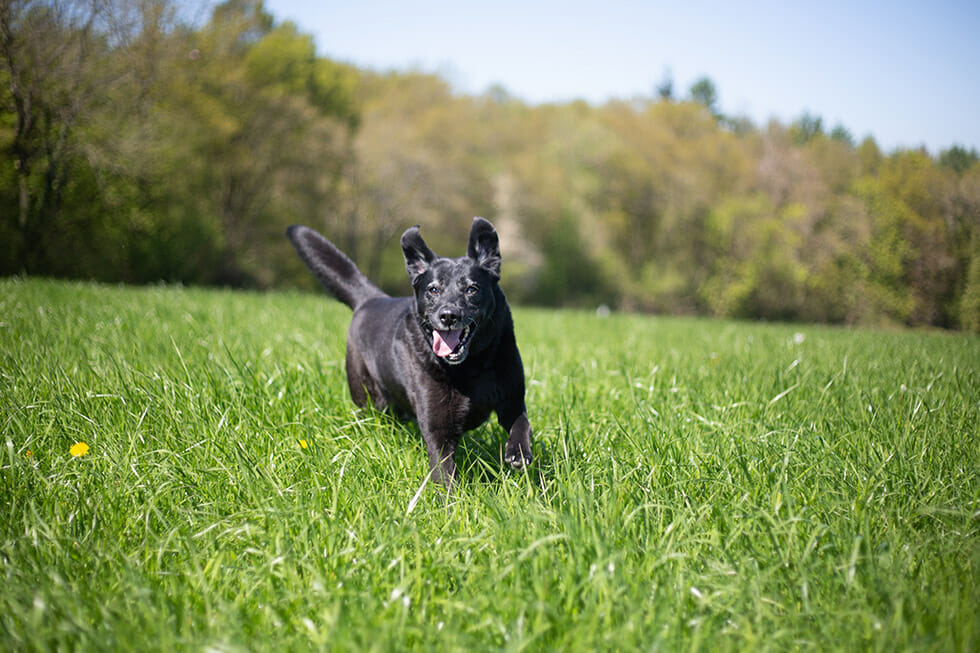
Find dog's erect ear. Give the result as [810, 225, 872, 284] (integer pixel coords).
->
[467, 217, 501, 279]
[401, 225, 436, 284]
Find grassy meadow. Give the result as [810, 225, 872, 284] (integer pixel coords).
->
[1, 278, 978, 651]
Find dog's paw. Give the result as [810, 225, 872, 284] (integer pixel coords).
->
[504, 439, 532, 468]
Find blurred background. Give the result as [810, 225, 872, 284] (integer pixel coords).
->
[2, 0, 979, 330]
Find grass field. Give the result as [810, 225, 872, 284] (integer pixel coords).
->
[2, 278, 978, 651]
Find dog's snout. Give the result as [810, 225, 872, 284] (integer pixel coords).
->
[438, 310, 460, 328]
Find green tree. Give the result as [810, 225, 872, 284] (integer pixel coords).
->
[939, 145, 979, 176]
[876, 151, 958, 325]
[856, 136, 883, 176]
[701, 194, 809, 320]
[167, 0, 357, 285]
[0, 0, 109, 273]
[790, 111, 823, 145]
[529, 210, 612, 307]
[0, 0, 358, 286]
[655, 70, 674, 101]
[688, 76, 719, 119]
[829, 123, 855, 146]
[960, 245, 980, 332]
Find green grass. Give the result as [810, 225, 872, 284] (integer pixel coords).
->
[2, 278, 978, 651]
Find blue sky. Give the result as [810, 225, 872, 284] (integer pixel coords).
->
[262, 0, 980, 153]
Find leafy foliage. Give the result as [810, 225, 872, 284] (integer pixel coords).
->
[1, 0, 979, 330]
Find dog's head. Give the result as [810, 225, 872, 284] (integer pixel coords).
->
[401, 217, 501, 365]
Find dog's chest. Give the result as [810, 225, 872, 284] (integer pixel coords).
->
[442, 368, 502, 429]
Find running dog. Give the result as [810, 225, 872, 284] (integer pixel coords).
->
[287, 217, 533, 487]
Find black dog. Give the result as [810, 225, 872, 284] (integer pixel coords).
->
[287, 217, 533, 487]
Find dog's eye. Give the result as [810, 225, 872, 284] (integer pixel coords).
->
[465, 284, 479, 296]
[427, 285, 440, 297]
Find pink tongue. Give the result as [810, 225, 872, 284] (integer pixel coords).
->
[433, 329, 462, 356]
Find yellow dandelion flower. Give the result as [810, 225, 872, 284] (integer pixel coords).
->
[25, 450, 33, 457]
[70, 441, 90, 457]
[299, 439, 309, 449]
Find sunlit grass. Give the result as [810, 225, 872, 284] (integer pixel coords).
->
[1, 278, 978, 651]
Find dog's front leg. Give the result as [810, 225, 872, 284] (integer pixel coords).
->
[498, 405, 533, 468]
[419, 422, 459, 488]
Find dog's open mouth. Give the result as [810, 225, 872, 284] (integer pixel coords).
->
[432, 324, 474, 364]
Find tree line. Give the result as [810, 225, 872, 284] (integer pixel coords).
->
[3, 0, 979, 330]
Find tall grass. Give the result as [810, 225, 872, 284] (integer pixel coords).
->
[2, 278, 978, 651]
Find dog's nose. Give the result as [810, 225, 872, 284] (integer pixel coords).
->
[438, 311, 460, 328]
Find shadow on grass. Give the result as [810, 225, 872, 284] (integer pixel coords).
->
[455, 423, 552, 490]
[353, 402, 552, 490]
[342, 396, 555, 497]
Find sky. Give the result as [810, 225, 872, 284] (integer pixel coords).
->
[261, 0, 980, 153]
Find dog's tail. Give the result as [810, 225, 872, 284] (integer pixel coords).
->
[287, 225, 387, 310]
